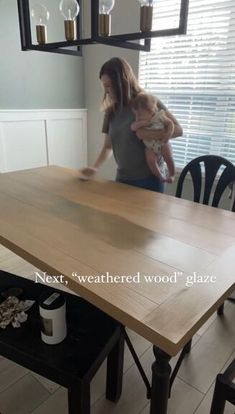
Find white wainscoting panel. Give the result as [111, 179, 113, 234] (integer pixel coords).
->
[0, 109, 87, 173]
[47, 119, 86, 169]
[2, 121, 47, 172]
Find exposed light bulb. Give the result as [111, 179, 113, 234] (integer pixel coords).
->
[99, 0, 115, 37]
[31, 4, 49, 45]
[59, 0, 80, 41]
[99, 0, 115, 15]
[138, 0, 153, 32]
[59, 0, 79, 20]
[31, 3, 49, 25]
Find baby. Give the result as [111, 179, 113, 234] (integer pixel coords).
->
[131, 93, 175, 183]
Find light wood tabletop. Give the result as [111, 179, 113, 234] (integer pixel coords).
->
[0, 166, 234, 356]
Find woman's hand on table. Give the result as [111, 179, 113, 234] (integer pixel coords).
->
[79, 167, 97, 181]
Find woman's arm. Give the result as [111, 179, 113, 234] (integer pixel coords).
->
[161, 114, 174, 142]
[165, 110, 183, 138]
[131, 119, 151, 132]
[93, 134, 113, 168]
[136, 110, 183, 142]
[80, 134, 113, 178]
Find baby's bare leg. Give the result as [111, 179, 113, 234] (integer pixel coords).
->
[145, 149, 166, 181]
[161, 142, 175, 183]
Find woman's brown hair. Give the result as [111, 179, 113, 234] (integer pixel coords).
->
[99, 57, 143, 115]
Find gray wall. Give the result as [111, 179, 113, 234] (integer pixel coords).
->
[0, 0, 84, 109]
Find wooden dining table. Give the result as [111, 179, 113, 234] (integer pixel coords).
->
[0, 166, 234, 414]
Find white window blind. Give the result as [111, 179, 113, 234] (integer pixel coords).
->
[139, 0, 235, 168]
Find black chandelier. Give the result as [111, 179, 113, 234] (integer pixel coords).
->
[17, 0, 189, 57]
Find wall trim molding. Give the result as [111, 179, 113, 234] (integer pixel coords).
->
[0, 109, 87, 122]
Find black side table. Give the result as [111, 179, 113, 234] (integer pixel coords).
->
[0, 270, 124, 414]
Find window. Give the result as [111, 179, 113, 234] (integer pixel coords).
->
[139, 0, 235, 168]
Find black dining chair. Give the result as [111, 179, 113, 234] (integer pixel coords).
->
[176, 155, 235, 314]
[210, 358, 235, 414]
[176, 155, 235, 210]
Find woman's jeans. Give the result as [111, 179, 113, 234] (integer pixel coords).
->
[117, 175, 165, 193]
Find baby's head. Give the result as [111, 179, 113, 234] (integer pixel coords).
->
[132, 93, 158, 121]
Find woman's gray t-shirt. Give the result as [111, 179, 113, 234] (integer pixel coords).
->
[102, 103, 166, 181]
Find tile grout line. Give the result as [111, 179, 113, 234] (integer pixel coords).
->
[0, 370, 29, 397]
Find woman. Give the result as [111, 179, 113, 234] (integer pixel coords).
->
[81, 57, 182, 193]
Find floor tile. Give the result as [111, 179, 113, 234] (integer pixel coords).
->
[31, 372, 60, 394]
[0, 373, 49, 414]
[124, 329, 152, 372]
[92, 347, 152, 414]
[141, 377, 203, 414]
[0, 357, 28, 393]
[30, 387, 67, 414]
[178, 301, 235, 393]
[194, 351, 235, 414]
